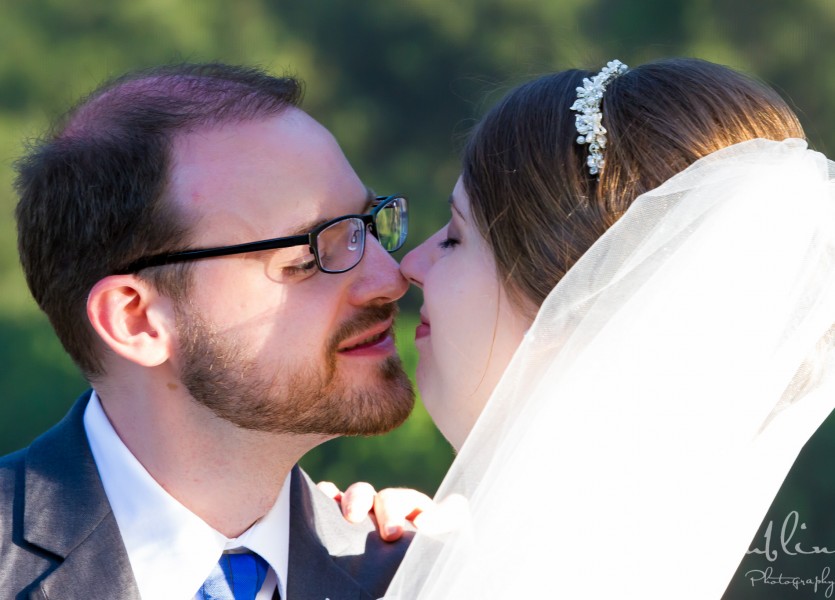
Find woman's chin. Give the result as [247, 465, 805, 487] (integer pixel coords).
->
[415, 361, 478, 451]
[423, 400, 471, 452]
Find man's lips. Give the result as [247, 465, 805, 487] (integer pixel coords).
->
[337, 318, 395, 352]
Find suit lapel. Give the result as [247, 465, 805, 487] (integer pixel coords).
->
[287, 467, 372, 600]
[23, 391, 140, 600]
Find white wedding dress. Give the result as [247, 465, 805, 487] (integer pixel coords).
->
[385, 138, 835, 599]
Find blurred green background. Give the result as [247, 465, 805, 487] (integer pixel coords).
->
[2, 2, 834, 594]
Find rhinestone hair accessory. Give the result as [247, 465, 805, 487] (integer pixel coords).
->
[570, 59, 628, 176]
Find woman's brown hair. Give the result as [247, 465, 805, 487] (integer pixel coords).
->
[461, 58, 805, 314]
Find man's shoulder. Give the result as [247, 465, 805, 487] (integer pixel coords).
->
[0, 442, 55, 596]
[0, 390, 135, 598]
[0, 447, 27, 519]
[0, 446, 27, 474]
[0, 389, 91, 478]
[289, 467, 412, 599]
[0, 390, 95, 539]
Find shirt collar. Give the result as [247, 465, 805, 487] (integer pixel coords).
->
[84, 390, 290, 600]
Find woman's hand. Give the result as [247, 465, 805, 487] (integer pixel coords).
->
[317, 481, 434, 541]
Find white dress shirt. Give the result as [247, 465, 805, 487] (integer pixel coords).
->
[84, 391, 290, 600]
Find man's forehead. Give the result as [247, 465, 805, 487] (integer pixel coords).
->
[168, 107, 313, 166]
[166, 114, 370, 240]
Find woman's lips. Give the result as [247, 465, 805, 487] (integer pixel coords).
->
[415, 317, 430, 341]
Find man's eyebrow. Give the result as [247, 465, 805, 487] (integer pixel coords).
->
[286, 218, 327, 237]
[362, 187, 376, 213]
[284, 188, 377, 237]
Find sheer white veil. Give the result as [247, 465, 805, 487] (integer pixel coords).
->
[385, 138, 835, 599]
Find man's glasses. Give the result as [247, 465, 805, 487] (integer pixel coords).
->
[118, 194, 408, 283]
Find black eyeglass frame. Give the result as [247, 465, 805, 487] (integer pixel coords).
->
[117, 194, 408, 275]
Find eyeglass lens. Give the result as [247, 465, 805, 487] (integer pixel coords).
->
[264, 217, 364, 282]
[374, 196, 407, 252]
[318, 217, 366, 272]
[266, 195, 405, 283]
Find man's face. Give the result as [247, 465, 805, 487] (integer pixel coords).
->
[165, 108, 414, 435]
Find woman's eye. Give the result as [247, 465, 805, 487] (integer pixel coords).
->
[438, 222, 460, 250]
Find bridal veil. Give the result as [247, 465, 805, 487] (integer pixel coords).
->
[385, 138, 835, 599]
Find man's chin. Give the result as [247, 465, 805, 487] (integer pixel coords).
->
[328, 358, 415, 436]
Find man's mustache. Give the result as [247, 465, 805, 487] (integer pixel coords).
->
[328, 303, 399, 353]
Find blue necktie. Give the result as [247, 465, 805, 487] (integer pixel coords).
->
[199, 552, 270, 600]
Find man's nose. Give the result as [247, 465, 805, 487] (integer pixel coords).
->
[348, 236, 409, 305]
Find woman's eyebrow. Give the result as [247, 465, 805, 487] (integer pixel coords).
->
[448, 194, 465, 221]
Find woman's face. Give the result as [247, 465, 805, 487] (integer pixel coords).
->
[400, 177, 534, 450]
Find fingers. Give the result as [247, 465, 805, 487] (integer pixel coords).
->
[373, 488, 434, 542]
[316, 480, 343, 502]
[341, 482, 377, 523]
[318, 480, 437, 543]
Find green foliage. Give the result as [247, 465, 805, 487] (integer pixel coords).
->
[0, 312, 86, 451]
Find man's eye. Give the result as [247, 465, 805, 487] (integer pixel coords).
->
[281, 258, 317, 278]
[267, 251, 319, 282]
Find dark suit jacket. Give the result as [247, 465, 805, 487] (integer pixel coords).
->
[0, 391, 411, 599]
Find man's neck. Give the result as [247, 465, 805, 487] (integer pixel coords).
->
[93, 380, 330, 537]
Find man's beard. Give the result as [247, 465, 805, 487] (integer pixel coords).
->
[175, 303, 414, 435]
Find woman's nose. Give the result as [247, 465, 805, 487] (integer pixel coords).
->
[400, 229, 445, 288]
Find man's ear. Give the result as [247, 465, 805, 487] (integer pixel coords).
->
[87, 275, 176, 368]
